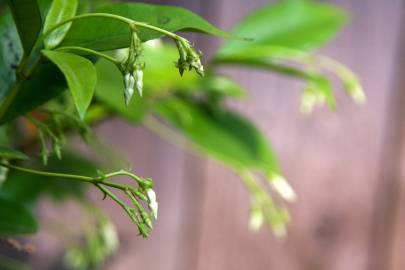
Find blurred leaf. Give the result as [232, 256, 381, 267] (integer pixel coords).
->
[42, 50, 97, 119]
[7, 0, 42, 53]
[216, 44, 308, 63]
[0, 146, 28, 160]
[95, 58, 147, 123]
[43, 0, 78, 49]
[0, 195, 37, 235]
[194, 75, 245, 98]
[217, 57, 336, 110]
[60, 2, 229, 51]
[217, 0, 347, 59]
[154, 97, 280, 177]
[141, 44, 197, 94]
[37, 0, 53, 19]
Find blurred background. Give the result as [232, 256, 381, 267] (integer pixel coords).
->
[6, 0, 405, 269]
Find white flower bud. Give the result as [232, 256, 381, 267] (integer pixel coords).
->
[124, 73, 135, 106]
[269, 174, 297, 202]
[134, 69, 143, 97]
[147, 189, 158, 219]
[249, 207, 264, 231]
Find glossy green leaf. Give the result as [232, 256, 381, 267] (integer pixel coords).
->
[217, 0, 347, 59]
[154, 97, 280, 177]
[7, 0, 42, 53]
[60, 2, 228, 51]
[43, 0, 78, 49]
[0, 146, 28, 160]
[0, 11, 22, 101]
[42, 50, 97, 119]
[95, 58, 146, 123]
[0, 62, 67, 124]
[0, 5, 62, 122]
[0, 195, 37, 235]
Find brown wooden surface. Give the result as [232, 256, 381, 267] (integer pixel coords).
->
[26, 0, 405, 269]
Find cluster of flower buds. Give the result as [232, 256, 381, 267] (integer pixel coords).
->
[174, 37, 204, 77]
[124, 176, 158, 237]
[137, 177, 158, 221]
[119, 30, 145, 106]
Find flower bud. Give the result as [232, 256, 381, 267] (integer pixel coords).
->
[146, 189, 158, 219]
[249, 206, 264, 231]
[124, 73, 135, 106]
[134, 68, 143, 97]
[269, 174, 297, 202]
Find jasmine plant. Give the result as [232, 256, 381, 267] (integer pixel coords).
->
[0, 0, 363, 268]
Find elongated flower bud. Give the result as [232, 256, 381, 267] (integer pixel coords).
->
[124, 73, 135, 106]
[146, 189, 158, 219]
[134, 69, 143, 97]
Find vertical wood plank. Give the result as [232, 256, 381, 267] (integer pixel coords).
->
[383, 4, 405, 270]
[193, 0, 403, 270]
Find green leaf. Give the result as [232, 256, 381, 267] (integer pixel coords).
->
[0, 61, 67, 124]
[194, 75, 245, 98]
[95, 58, 146, 123]
[141, 44, 197, 94]
[154, 97, 280, 177]
[42, 50, 97, 119]
[7, 0, 42, 53]
[0, 11, 23, 101]
[60, 2, 228, 51]
[0, 6, 63, 122]
[43, 0, 78, 49]
[216, 56, 337, 110]
[0, 195, 37, 235]
[217, 0, 347, 59]
[0, 146, 28, 160]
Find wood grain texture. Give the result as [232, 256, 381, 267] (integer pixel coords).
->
[188, 1, 404, 270]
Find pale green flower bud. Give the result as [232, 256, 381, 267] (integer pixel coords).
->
[249, 206, 264, 231]
[0, 159, 9, 186]
[134, 68, 143, 97]
[124, 73, 135, 106]
[99, 221, 119, 254]
[345, 79, 366, 104]
[269, 174, 297, 202]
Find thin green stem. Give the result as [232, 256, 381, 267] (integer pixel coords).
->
[0, 162, 95, 183]
[96, 184, 128, 210]
[105, 170, 142, 183]
[43, 13, 177, 43]
[0, 162, 137, 192]
[56, 46, 119, 65]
